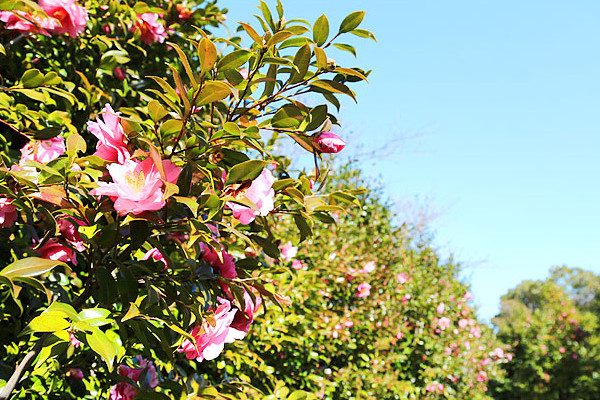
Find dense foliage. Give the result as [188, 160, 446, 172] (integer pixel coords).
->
[0, 0, 374, 398]
[491, 267, 600, 400]
[211, 166, 509, 399]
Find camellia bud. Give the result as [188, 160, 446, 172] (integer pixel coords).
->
[313, 131, 346, 153]
[113, 67, 125, 81]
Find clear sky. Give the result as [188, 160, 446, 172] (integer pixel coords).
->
[222, 1, 600, 321]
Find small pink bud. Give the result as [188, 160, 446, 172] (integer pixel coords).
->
[313, 132, 346, 153]
[114, 67, 125, 81]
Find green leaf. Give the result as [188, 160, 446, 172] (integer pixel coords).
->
[306, 105, 328, 132]
[239, 22, 263, 46]
[21, 69, 44, 88]
[0, 257, 68, 279]
[290, 44, 311, 84]
[350, 28, 376, 41]
[29, 313, 71, 332]
[332, 43, 357, 57]
[13, 88, 47, 102]
[121, 302, 140, 322]
[293, 213, 313, 243]
[217, 49, 252, 72]
[338, 11, 365, 34]
[86, 328, 117, 371]
[159, 119, 183, 136]
[43, 72, 62, 86]
[313, 14, 329, 47]
[271, 105, 304, 128]
[170, 42, 198, 88]
[333, 67, 368, 82]
[309, 80, 356, 102]
[46, 302, 78, 320]
[288, 391, 309, 400]
[267, 30, 294, 48]
[148, 100, 169, 122]
[225, 159, 271, 185]
[130, 220, 150, 251]
[314, 46, 327, 71]
[197, 38, 218, 76]
[195, 81, 233, 107]
[0, 43, 5, 55]
[66, 133, 87, 153]
[260, 0, 276, 31]
[173, 196, 199, 216]
[223, 121, 242, 136]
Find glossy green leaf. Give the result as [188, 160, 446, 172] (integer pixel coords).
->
[225, 159, 272, 185]
[217, 50, 252, 72]
[197, 38, 218, 76]
[86, 328, 117, 371]
[239, 22, 263, 46]
[148, 99, 169, 122]
[350, 28, 377, 41]
[332, 43, 357, 57]
[309, 80, 356, 102]
[0, 257, 68, 279]
[271, 105, 304, 128]
[29, 313, 71, 332]
[195, 81, 233, 107]
[170, 42, 198, 88]
[267, 30, 294, 48]
[290, 44, 311, 84]
[66, 133, 87, 153]
[314, 46, 327, 70]
[21, 69, 44, 88]
[43, 72, 62, 85]
[313, 14, 329, 46]
[338, 11, 365, 34]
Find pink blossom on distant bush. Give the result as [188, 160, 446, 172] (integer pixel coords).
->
[396, 273, 409, 284]
[202, 244, 237, 279]
[141, 248, 167, 269]
[395, 331, 404, 340]
[178, 298, 244, 362]
[0, 197, 18, 227]
[39, 0, 88, 37]
[313, 131, 346, 153]
[91, 158, 181, 216]
[0, 10, 59, 36]
[437, 302, 445, 314]
[361, 261, 376, 273]
[67, 368, 84, 380]
[438, 317, 451, 330]
[280, 241, 298, 262]
[20, 136, 65, 164]
[291, 259, 303, 270]
[226, 169, 275, 224]
[559, 347, 566, 354]
[356, 282, 371, 298]
[132, 13, 167, 44]
[477, 371, 488, 382]
[463, 291, 473, 300]
[37, 239, 77, 265]
[87, 104, 130, 163]
[493, 347, 504, 359]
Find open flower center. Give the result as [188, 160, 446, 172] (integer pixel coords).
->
[125, 170, 145, 193]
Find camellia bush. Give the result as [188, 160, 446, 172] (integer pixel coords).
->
[208, 166, 510, 399]
[0, 0, 374, 398]
[490, 267, 600, 400]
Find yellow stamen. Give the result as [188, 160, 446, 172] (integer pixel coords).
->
[125, 170, 145, 193]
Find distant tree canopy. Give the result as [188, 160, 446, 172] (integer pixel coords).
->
[490, 266, 600, 400]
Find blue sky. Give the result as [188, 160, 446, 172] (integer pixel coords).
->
[222, 1, 600, 321]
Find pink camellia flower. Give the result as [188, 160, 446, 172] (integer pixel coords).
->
[20, 136, 66, 164]
[39, 0, 88, 37]
[0, 197, 18, 227]
[559, 347, 566, 354]
[91, 157, 181, 216]
[110, 357, 158, 400]
[37, 239, 77, 265]
[458, 318, 468, 329]
[470, 326, 482, 339]
[396, 273, 409, 284]
[506, 353, 513, 361]
[226, 169, 275, 224]
[477, 371, 488, 382]
[291, 259, 303, 270]
[178, 297, 245, 362]
[395, 331, 404, 340]
[493, 347, 504, 359]
[356, 282, 371, 298]
[463, 291, 473, 300]
[402, 294, 411, 304]
[114, 67, 126, 81]
[437, 317, 451, 330]
[67, 368, 84, 380]
[57, 218, 86, 252]
[0, 10, 60, 36]
[437, 302, 445, 315]
[312, 131, 346, 153]
[132, 13, 167, 44]
[280, 241, 298, 262]
[343, 320, 354, 328]
[230, 290, 261, 335]
[141, 248, 167, 269]
[202, 244, 237, 279]
[87, 104, 130, 163]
